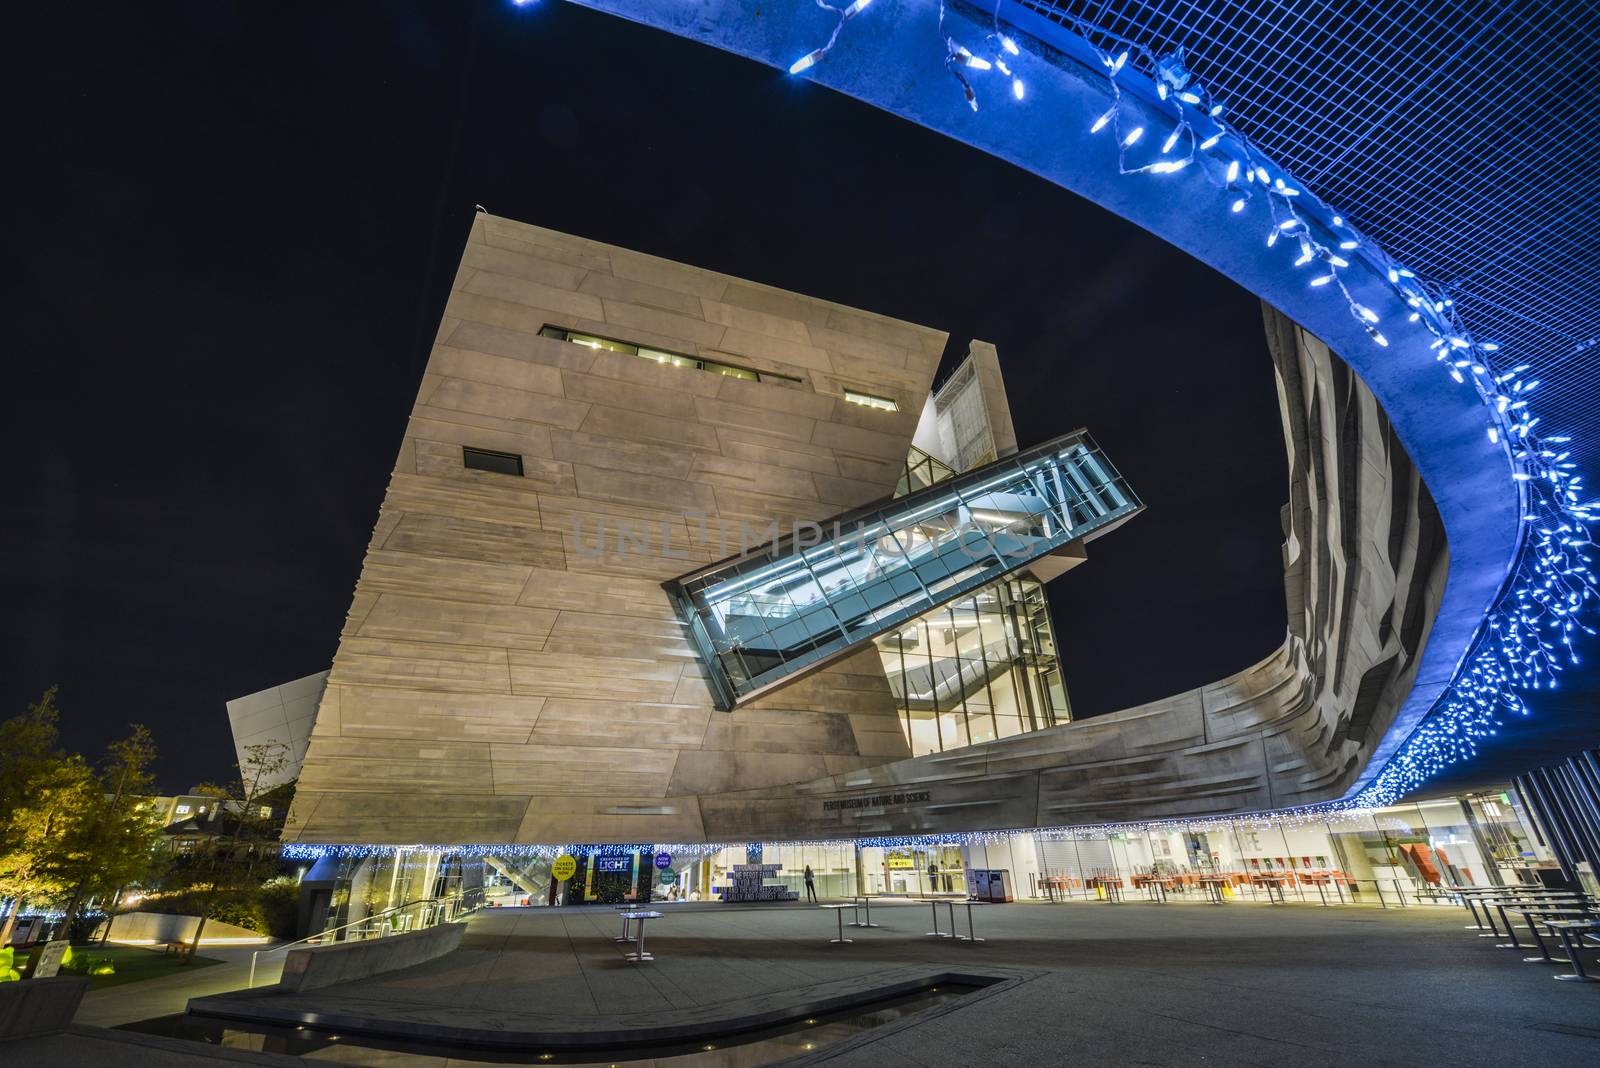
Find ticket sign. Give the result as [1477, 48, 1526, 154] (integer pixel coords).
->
[654, 852, 672, 870]
[552, 854, 577, 882]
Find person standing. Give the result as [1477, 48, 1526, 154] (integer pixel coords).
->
[804, 864, 818, 902]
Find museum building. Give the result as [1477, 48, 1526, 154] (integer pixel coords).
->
[270, 214, 1584, 920]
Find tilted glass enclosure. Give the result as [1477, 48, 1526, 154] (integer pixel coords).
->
[876, 575, 1071, 756]
[664, 431, 1140, 709]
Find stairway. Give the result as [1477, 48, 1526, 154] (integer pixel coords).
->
[486, 857, 549, 902]
[665, 430, 1140, 709]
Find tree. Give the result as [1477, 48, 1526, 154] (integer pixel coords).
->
[0, 688, 66, 819]
[47, 725, 163, 936]
[177, 742, 294, 961]
[0, 689, 86, 944]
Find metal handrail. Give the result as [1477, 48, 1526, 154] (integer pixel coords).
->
[247, 889, 482, 988]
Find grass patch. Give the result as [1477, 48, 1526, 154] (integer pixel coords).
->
[13, 944, 222, 990]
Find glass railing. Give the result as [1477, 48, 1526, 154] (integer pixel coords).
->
[665, 431, 1140, 708]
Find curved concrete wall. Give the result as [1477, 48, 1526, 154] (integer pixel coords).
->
[693, 307, 1449, 837]
[275, 922, 466, 993]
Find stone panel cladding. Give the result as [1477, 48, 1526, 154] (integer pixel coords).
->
[286, 215, 945, 844]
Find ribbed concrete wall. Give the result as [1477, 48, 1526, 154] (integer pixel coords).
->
[692, 305, 1449, 838]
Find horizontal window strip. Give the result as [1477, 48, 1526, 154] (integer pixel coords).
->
[538, 325, 801, 386]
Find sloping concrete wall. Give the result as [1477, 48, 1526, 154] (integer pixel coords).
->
[99, 912, 268, 945]
[277, 922, 466, 993]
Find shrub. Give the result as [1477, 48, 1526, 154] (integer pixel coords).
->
[206, 894, 268, 934]
[257, 877, 301, 941]
[61, 948, 115, 977]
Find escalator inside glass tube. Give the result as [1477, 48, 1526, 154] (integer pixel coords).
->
[665, 431, 1141, 709]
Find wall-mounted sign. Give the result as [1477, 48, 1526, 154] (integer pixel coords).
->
[886, 855, 916, 869]
[823, 790, 930, 812]
[595, 856, 630, 873]
[551, 854, 577, 882]
[654, 852, 673, 870]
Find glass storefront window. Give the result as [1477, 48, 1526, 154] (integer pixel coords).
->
[319, 788, 1556, 919]
[1413, 799, 1493, 887]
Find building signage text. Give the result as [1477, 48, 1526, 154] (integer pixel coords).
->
[823, 790, 931, 812]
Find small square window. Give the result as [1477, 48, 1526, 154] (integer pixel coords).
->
[463, 446, 524, 476]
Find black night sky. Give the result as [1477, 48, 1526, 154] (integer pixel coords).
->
[8, 1, 1287, 791]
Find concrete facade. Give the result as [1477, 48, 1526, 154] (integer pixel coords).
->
[225, 671, 328, 787]
[288, 215, 1444, 847]
[911, 341, 1018, 472]
[287, 215, 946, 845]
[690, 306, 1447, 838]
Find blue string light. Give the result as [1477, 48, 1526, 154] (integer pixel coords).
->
[781, 1, 1596, 809]
[278, 803, 1400, 861]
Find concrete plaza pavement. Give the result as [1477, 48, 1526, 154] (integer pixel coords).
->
[73, 944, 286, 1028]
[170, 896, 1600, 1065]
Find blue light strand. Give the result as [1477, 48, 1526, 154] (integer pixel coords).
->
[784, 1, 1596, 807]
[788, 0, 876, 75]
[277, 803, 1390, 861]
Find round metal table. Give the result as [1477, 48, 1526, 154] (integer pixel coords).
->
[618, 910, 663, 962]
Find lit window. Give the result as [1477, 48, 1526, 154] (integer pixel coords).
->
[463, 447, 524, 477]
[703, 360, 758, 381]
[538, 325, 800, 385]
[174, 804, 191, 816]
[844, 389, 899, 412]
[639, 347, 697, 370]
[562, 331, 637, 355]
[260, 806, 272, 817]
